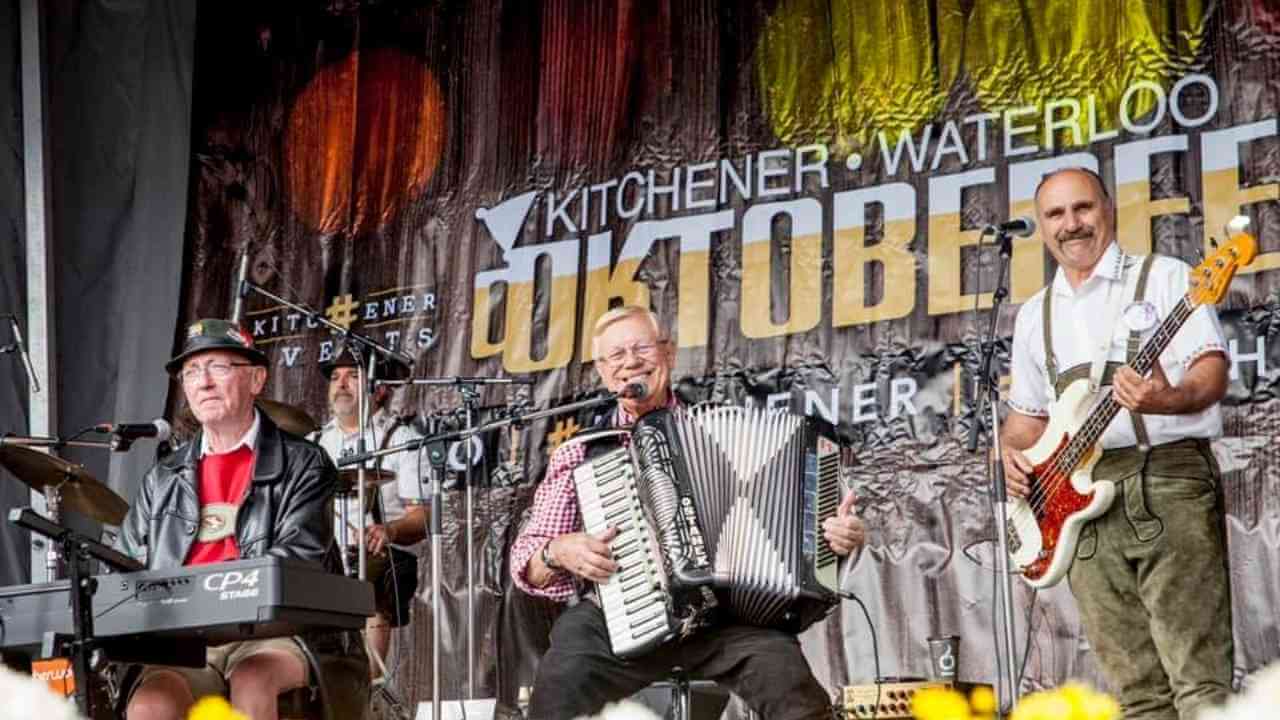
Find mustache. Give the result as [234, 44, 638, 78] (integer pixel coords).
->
[1056, 226, 1094, 242]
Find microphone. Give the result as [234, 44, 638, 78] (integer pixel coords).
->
[619, 381, 649, 400]
[7, 315, 40, 394]
[984, 217, 1037, 238]
[230, 246, 251, 324]
[96, 419, 173, 443]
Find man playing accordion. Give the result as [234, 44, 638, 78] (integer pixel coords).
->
[511, 306, 866, 720]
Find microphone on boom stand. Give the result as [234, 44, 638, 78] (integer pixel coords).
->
[230, 246, 251, 324]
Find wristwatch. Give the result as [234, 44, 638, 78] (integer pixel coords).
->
[541, 540, 562, 570]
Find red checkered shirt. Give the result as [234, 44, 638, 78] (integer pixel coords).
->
[511, 395, 679, 601]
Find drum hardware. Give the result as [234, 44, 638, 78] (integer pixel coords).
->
[335, 467, 397, 495]
[1, 435, 130, 581]
[256, 398, 321, 437]
[335, 468, 397, 579]
[0, 441, 128, 526]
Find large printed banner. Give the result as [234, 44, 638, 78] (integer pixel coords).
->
[182, 0, 1280, 706]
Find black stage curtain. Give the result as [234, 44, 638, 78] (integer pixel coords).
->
[0, 0, 195, 581]
[44, 0, 195, 507]
[0, 0, 31, 586]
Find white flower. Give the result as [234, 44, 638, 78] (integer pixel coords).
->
[1199, 661, 1280, 720]
[574, 699, 664, 720]
[0, 664, 86, 720]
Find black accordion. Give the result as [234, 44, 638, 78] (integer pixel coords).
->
[571, 405, 845, 658]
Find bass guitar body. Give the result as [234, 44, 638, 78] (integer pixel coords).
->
[1005, 378, 1112, 589]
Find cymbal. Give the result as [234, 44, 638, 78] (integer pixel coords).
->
[335, 467, 397, 495]
[257, 398, 320, 437]
[0, 445, 129, 525]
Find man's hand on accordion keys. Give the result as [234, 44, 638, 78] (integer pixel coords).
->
[547, 526, 620, 583]
[822, 491, 866, 557]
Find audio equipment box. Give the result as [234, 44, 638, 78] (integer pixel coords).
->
[841, 680, 994, 719]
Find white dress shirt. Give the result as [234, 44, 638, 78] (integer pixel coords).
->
[314, 411, 426, 549]
[1007, 242, 1227, 449]
[199, 410, 261, 457]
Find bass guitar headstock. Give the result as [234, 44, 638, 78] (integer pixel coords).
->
[1188, 216, 1258, 307]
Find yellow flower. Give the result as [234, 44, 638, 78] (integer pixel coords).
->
[1009, 692, 1072, 720]
[970, 684, 998, 716]
[1008, 683, 1119, 720]
[911, 686, 971, 720]
[1078, 691, 1120, 720]
[188, 696, 248, 720]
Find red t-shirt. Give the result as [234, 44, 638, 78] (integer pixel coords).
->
[186, 445, 256, 566]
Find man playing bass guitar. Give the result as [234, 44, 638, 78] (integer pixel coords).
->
[1001, 167, 1233, 720]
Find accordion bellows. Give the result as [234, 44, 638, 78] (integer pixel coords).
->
[571, 405, 844, 658]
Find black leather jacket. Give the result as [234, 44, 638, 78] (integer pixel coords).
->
[116, 414, 369, 716]
[119, 413, 336, 569]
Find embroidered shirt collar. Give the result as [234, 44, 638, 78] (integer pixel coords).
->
[1052, 241, 1125, 297]
[200, 409, 261, 457]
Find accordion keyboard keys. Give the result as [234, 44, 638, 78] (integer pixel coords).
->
[575, 447, 673, 658]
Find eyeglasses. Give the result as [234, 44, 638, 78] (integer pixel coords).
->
[179, 361, 255, 384]
[598, 341, 661, 368]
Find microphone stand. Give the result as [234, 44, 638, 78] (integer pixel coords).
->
[967, 228, 1021, 712]
[1, 434, 115, 451]
[236, 279, 412, 583]
[348, 343, 376, 583]
[2, 313, 41, 393]
[338, 389, 619, 720]
[373, 371, 535, 707]
[376, 375, 533, 701]
[338, 390, 619, 470]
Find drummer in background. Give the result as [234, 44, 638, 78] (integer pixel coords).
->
[312, 347, 427, 679]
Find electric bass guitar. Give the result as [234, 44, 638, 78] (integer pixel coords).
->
[1005, 226, 1257, 588]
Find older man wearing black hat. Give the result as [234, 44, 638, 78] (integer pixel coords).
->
[120, 319, 343, 720]
[313, 347, 427, 678]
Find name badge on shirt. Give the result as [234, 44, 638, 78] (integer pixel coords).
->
[198, 503, 239, 542]
[1121, 301, 1159, 333]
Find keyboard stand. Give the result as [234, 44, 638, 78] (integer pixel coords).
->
[11, 507, 144, 718]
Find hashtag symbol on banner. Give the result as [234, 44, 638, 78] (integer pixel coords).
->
[326, 294, 359, 329]
[546, 418, 581, 456]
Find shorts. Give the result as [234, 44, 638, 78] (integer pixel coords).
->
[373, 547, 419, 627]
[131, 637, 309, 702]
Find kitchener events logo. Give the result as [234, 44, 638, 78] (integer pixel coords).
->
[245, 289, 438, 368]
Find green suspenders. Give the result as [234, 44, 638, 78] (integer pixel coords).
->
[1042, 254, 1157, 450]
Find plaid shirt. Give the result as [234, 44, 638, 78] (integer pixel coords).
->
[511, 395, 678, 601]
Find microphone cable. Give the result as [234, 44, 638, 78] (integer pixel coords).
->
[837, 589, 883, 720]
[837, 544, 882, 720]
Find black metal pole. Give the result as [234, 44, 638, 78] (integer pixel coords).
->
[67, 541, 96, 717]
[336, 390, 620, 469]
[966, 230, 1021, 712]
[239, 281, 413, 369]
